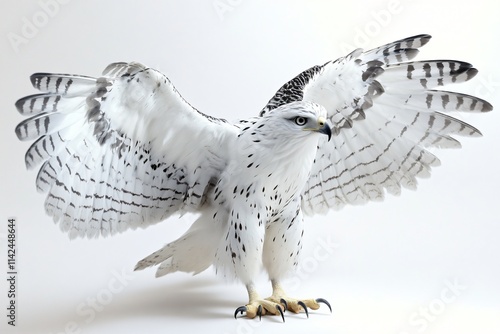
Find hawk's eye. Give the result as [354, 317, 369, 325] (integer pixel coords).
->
[294, 116, 307, 126]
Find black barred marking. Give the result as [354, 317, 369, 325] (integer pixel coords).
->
[29, 98, 36, 113]
[470, 99, 477, 110]
[26, 152, 34, 165]
[481, 102, 492, 112]
[466, 68, 478, 81]
[75, 172, 85, 182]
[53, 95, 61, 110]
[46, 161, 57, 175]
[54, 179, 69, 192]
[47, 193, 66, 204]
[71, 186, 81, 196]
[55, 77, 63, 93]
[441, 94, 450, 108]
[41, 96, 50, 111]
[44, 115, 50, 133]
[34, 118, 41, 135]
[362, 66, 383, 81]
[65, 162, 72, 174]
[407, 64, 415, 79]
[395, 52, 403, 63]
[64, 79, 73, 94]
[456, 95, 464, 110]
[34, 144, 43, 159]
[428, 115, 436, 128]
[426, 93, 433, 108]
[436, 62, 444, 76]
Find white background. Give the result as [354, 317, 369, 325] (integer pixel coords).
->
[1, 1, 499, 333]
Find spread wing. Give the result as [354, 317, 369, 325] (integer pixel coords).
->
[15, 62, 237, 238]
[260, 34, 493, 214]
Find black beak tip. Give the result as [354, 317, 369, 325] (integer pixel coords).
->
[320, 124, 332, 141]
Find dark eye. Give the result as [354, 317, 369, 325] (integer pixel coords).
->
[294, 116, 307, 126]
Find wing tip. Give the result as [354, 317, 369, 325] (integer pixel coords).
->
[399, 33, 432, 49]
[14, 120, 28, 141]
[481, 100, 494, 112]
[418, 34, 432, 46]
[15, 96, 26, 114]
[29, 73, 46, 90]
[465, 67, 478, 81]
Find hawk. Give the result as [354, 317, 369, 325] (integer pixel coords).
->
[15, 34, 491, 320]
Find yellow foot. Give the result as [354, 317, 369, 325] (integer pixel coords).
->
[266, 296, 332, 318]
[234, 299, 285, 321]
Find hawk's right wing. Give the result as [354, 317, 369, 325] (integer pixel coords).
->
[15, 62, 237, 238]
[260, 34, 492, 214]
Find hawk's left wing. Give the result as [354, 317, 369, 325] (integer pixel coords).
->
[15, 62, 237, 238]
[260, 34, 492, 214]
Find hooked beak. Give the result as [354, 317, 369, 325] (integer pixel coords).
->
[316, 116, 332, 141]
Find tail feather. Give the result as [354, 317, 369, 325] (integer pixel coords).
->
[134, 210, 227, 277]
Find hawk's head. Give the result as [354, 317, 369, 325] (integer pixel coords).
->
[235, 101, 332, 186]
[260, 101, 332, 142]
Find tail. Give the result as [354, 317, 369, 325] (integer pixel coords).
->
[134, 209, 227, 277]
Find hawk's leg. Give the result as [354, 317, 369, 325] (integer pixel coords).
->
[262, 199, 332, 317]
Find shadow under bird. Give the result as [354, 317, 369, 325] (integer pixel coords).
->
[14, 34, 492, 321]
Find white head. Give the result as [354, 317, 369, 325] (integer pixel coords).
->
[233, 101, 331, 191]
[238, 101, 331, 149]
[235, 101, 331, 180]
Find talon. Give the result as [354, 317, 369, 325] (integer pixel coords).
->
[234, 306, 247, 319]
[276, 304, 285, 322]
[316, 298, 332, 313]
[257, 304, 263, 321]
[298, 300, 309, 318]
[279, 298, 288, 312]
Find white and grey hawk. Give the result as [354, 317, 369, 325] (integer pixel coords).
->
[15, 34, 491, 320]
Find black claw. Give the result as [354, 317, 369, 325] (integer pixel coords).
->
[316, 298, 332, 313]
[279, 298, 288, 312]
[298, 301, 309, 318]
[257, 304, 263, 321]
[234, 306, 247, 319]
[276, 305, 285, 322]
